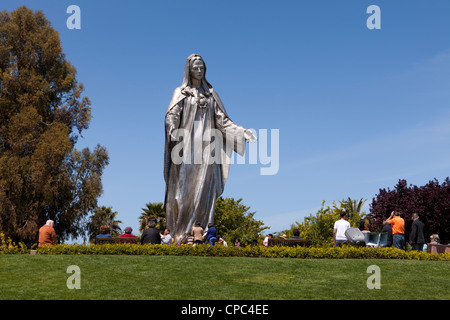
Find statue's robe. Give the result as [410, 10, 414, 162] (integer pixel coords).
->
[164, 87, 245, 242]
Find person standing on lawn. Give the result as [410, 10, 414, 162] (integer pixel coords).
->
[409, 213, 425, 251]
[380, 221, 393, 247]
[192, 222, 204, 245]
[205, 223, 217, 246]
[263, 234, 273, 247]
[383, 211, 405, 250]
[333, 212, 350, 247]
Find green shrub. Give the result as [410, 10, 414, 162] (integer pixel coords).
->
[2, 233, 448, 261]
[25, 243, 450, 261]
[0, 232, 32, 254]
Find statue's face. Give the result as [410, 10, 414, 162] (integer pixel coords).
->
[190, 59, 205, 82]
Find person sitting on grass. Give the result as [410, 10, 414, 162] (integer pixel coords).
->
[96, 225, 113, 238]
[218, 236, 227, 247]
[38, 220, 57, 247]
[120, 226, 135, 238]
[141, 220, 161, 244]
[430, 234, 440, 245]
[289, 229, 303, 240]
[161, 229, 174, 245]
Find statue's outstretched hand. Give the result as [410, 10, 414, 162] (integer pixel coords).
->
[244, 129, 257, 143]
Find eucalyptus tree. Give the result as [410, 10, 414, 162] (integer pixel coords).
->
[0, 7, 109, 243]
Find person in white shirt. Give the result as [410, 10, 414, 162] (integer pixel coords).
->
[333, 212, 351, 247]
[161, 229, 174, 245]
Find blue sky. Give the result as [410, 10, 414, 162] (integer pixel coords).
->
[3, 0, 450, 237]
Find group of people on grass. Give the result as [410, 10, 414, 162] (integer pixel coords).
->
[37, 219, 229, 247]
[95, 220, 229, 246]
[262, 228, 303, 247]
[38, 212, 443, 250]
[333, 210, 442, 250]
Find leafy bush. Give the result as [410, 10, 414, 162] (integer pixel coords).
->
[0, 232, 33, 254]
[278, 198, 367, 247]
[26, 243, 450, 261]
[214, 197, 269, 246]
[2, 232, 448, 261]
[368, 178, 450, 243]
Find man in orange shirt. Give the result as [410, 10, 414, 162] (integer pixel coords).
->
[383, 211, 405, 249]
[38, 220, 57, 247]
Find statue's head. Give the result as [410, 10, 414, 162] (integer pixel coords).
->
[181, 54, 212, 92]
[190, 58, 205, 83]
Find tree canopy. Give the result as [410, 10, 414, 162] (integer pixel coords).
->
[0, 7, 109, 243]
[138, 202, 166, 233]
[214, 197, 269, 246]
[368, 178, 450, 243]
[87, 206, 122, 241]
[279, 198, 367, 246]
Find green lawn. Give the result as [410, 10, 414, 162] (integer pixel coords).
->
[0, 255, 448, 300]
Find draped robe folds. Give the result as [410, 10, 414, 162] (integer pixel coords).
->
[164, 87, 245, 242]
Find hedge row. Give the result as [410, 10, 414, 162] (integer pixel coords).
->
[1, 242, 449, 260]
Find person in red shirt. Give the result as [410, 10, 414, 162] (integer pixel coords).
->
[383, 211, 405, 249]
[120, 226, 135, 238]
[38, 220, 56, 247]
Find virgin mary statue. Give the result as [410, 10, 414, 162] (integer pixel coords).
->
[164, 54, 256, 242]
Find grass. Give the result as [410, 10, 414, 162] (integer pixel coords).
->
[0, 255, 449, 300]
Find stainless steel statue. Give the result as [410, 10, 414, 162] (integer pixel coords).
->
[164, 54, 256, 242]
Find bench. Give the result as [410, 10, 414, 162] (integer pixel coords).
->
[94, 237, 139, 245]
[427, 243, 450, 254]
[268, 238, 311, 247]
[363, 232, 389, 248]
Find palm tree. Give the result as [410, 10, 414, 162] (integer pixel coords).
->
[87, 206, 123, 241]
[138, 202, 166, 233]
[338, 197, 367, 228]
